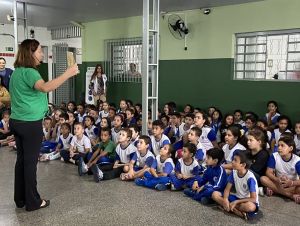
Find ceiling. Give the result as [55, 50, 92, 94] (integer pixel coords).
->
[0, 0, 263, 27]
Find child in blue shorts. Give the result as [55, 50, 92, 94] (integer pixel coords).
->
[184, 148, 227, 204]
[170, 143, 201, 190]
[212, 151, 259, 221]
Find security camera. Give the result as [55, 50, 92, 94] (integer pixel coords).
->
[203, 8, 211, 15]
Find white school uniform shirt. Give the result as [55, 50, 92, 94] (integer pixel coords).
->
[111, 128, 122, 144]
[271, 128, 291, 144]
[229, 170, 259, 205]
[136, 150, 155, 168]
[222, 143, 246, 163]
[99, 110, 109, 119]
[77, 113, 86, 123]
[150, 134, 171, 156]
[267, 152, 300, 180]
[198, 126, 216, 151]
[155, 155, 175, 174]
[178, 122, 191, 138]
[177, 158, 199, 177]
[70, 134, 91, 153]
[85, 125, 98, 140]
[294, 135, 300, 151]
[115, 143, 137, 163]
[43, 127, 50, 138]
[58, 133, 73, 150]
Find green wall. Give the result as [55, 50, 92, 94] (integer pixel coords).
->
[80, 0, 300, 122]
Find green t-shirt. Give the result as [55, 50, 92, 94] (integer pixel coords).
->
[9, 67, 48, 121]
[95, 140, 116, 160]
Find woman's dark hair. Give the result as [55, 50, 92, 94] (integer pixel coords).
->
[14, 39, 40, 68]
[227, 125, 241, 141]
[101, 117, 111, 128]
[222, 113, 234, 126]
[212, 109, 223, 122]
[196, 110, 210, 127]
[0, 57, 6, 63]
[184, 104, 194, 113]
[91, 64, 104, 80]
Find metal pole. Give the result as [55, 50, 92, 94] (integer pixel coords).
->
[23, 2, 28, 39]
[142, 0, 149, 135]
[13, 0, 18, 53]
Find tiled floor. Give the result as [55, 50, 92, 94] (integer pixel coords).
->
[0, 147, 299, 226]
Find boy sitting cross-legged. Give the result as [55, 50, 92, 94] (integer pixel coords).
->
[169, 143, 201, 190]
[212, 151, 260, 221]
[184, 148, 227, 204]
[135, 144, 175, 191]
[121, 135, 155, 181]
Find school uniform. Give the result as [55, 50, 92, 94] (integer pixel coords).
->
[150, 134, 171, 156]
[227, 170, 259, 215]
[132, 150, 155, 170]
[60, 134, 91, 162]
[222, 143, 246, 163]
[137, 155, 175, 189]
[170, 158, 201, 189]
[111, 127, 122, 144]
[264, 112, 280, 125]
[267, 152, 300, 180]
[178, 122, 191, 138]
[99, 110, 109, 119]
[198, 126, 217, 151]
[184, 165, 227, 201]
[294, 135, 300, 155]
[85, 125, 98, 141]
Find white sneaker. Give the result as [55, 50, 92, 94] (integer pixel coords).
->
[82, 162, 88, 174]
[258, 187, 264, 196]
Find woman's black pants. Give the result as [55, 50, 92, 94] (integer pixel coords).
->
[10, 119, 43, 211]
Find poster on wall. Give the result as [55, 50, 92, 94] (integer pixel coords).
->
[85, 67, 95, 104]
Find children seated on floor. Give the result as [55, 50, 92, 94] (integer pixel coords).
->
[212, 151, 260, 221]
[184, 148, 227, 205]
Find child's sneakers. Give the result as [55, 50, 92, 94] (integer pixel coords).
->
[90, 164, 103, 183]
[183, 188, 196, 197]
[258, 187, 265, 196]
[155, 184, 167, 191]
[78, 157, 88, 176]
[134, 178, 145, 186]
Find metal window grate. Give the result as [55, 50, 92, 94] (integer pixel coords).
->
[52, 44, 75, 105]
[104, 37, 152, 83]
[234, 29, 300, 81]
[50, 26, 81, 40]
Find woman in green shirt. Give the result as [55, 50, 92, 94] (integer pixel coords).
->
[9, 39, 78, 211]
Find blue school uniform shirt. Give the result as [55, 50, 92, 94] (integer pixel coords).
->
[175, 158, 200, 177]
[0, 119, 8, 129]
[84, 125, 99, 140]
[267, 152, 300, 180]
[151, 155, 174, 176]
[197, 165, 227, 191]
[228, 170, 259, 205]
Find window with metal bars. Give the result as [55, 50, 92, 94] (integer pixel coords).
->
[104, 37, 144, 83]
[234, 29, 300, 81]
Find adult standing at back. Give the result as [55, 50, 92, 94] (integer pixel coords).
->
[89, 64, 107, 106]
[0, 57, 13, 91]
[9, 39, 78, 211]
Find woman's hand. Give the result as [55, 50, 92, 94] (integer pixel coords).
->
[65, 64, 79, 78]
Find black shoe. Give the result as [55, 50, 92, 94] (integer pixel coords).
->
[40, 200, 50, 209]
[25, 200, 50, 211]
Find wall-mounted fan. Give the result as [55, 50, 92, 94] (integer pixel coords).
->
[168, 14, 189, 40]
